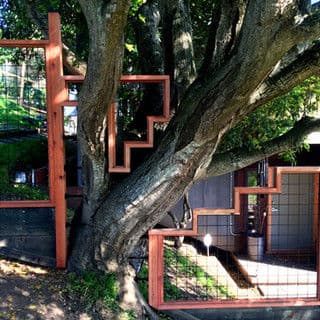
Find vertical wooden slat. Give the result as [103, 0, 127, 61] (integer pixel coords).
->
[45, 13, 67, 268]
[158, 235, 164, 305]
[148, 234, 164, 308]
[314, 173, 320, 299]
[148, 234, 159, 307]
[313, 173, 319, 247]
[275, 167, 282, 193]
[163, 75, 170, 118]
[108, 103, 117, 171]
[266, 167, 274, 252]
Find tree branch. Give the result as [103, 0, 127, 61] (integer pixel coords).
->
[211, 1, 243, 71]
[234, 1, 319, 85]
[62, 44, 87, 76]
[199, 1, 244, 75]
[251, 40, 320, 108]
[133, 0, 165, 121]
[198, 2, 221, 75]
[78, 0, 131, 152]
[135, 1, 164, 75]
[294, 8, 320, 41]
[171, 0, 197, 107]
[202, 116, 320, 180]
[22, 0, 87, 75]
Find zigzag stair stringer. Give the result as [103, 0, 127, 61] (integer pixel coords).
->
[108, 75, 170, 173]
[149, 166, 320, 237]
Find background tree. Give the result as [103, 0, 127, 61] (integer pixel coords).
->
[2, 0, 320, 317]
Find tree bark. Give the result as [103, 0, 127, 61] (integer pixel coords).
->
[69, 0, 132, 271]
[70, 0, 320, 268]
[67, 0, 320, 315]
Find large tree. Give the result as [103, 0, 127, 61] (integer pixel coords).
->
[3, 0, 320, 317]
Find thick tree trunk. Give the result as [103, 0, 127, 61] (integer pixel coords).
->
[67, 0, 320, 316]
[71, 0, 320, 271]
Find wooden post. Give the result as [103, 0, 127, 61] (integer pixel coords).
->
[148, 233, 164, 308]
[45, 13, 67, 268]
[314, 173, 319, 248]
[315, 173, 320, 299]
[266, 167, 274, 252]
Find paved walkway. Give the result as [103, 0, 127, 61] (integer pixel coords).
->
[237, 255, 317, 298]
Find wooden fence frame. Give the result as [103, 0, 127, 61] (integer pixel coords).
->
[0, 13, 170, 267]
[107, 75, 170, 173]
[148, 166, 320, 310]
[0, 13, 80, 268]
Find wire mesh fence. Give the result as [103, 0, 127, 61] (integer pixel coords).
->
[160, 172, 318, 302]
[0, 47, 48, 200]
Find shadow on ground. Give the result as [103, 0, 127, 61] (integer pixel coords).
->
[0, 256, 92, 320]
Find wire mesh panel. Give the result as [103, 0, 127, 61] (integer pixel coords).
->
[162, 235, 257, 302]
[271, 173, 314, 251]
[0, 207, 56, 266]
[149, 169, 320, 309]
[162, 202, 317, 302]
[0, 47, 48, 200]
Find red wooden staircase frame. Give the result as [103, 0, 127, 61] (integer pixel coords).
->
[107, 75, 170, 173]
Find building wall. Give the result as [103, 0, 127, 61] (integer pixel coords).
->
[161, 173, 240, 252]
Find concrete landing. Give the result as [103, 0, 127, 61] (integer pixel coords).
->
[237, 255, 317, 298]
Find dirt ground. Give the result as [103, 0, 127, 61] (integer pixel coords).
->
[0, 256, 97, 320]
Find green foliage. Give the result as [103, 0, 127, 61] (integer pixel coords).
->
[163, 247, 235, 300]
[117, 83, 145, 134]
[0, 137, 47, 171]
[68, 271, 138, 319]
[0, 0, 43, 39]
[190, 0, 217, 67]
[0, 0, 88, 60]
[220, 76, 320, 162]
[137, 245, 235, 302]
[130, 0, 146, 16]
[68, 271, 119, 309]
[0, 137, 48, 200]
[137, 263, 148, 300]
[0, 183, 48, 200]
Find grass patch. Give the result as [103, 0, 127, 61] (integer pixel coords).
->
[0, 96, 44, 129]
[68, 271, 119, 309]
[67, 271, 139, 320]
[137, 242, 235, 302]
[164, 245, 235, 300]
